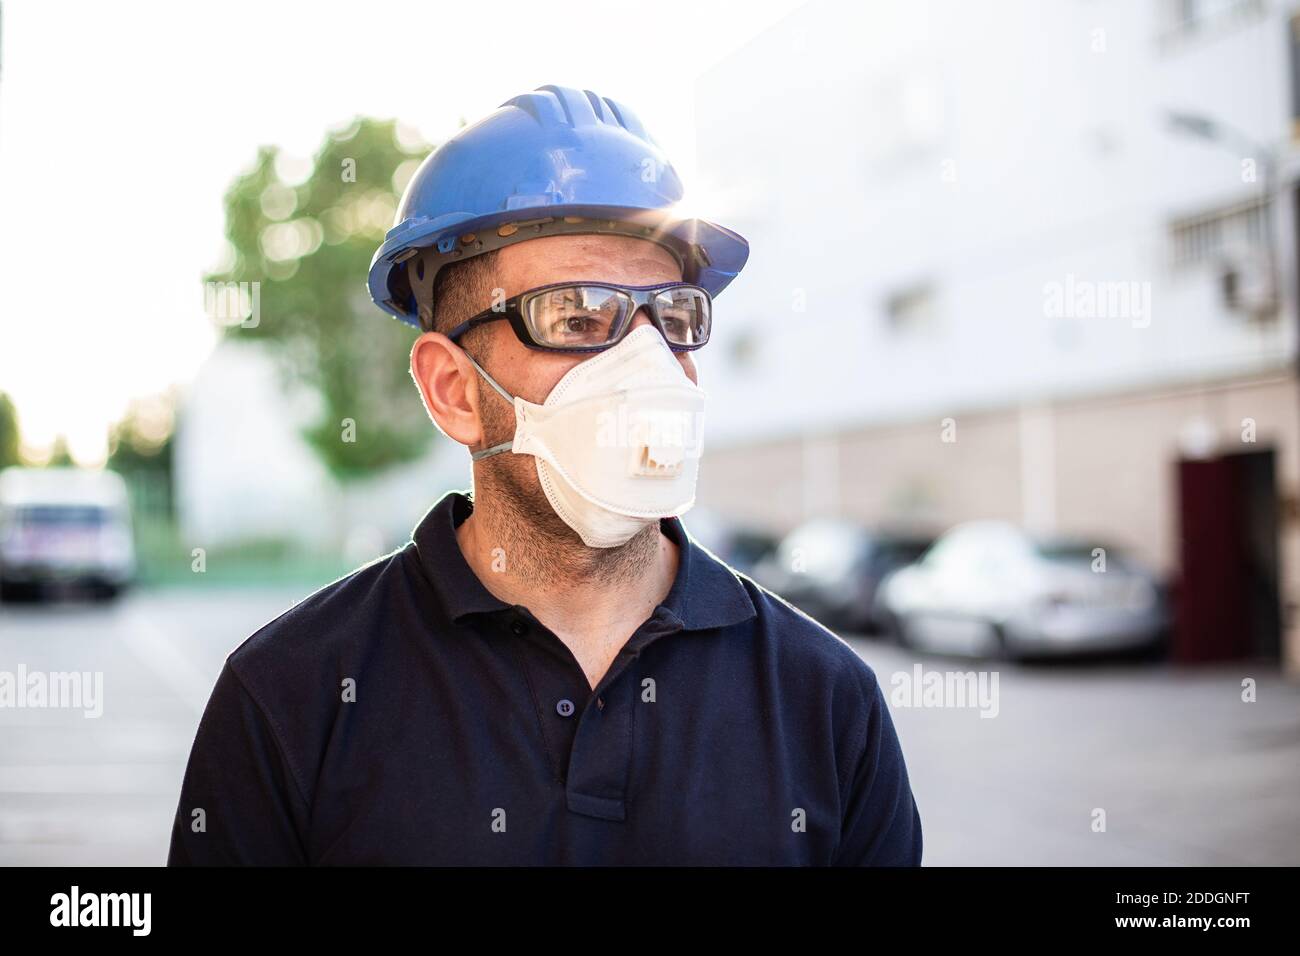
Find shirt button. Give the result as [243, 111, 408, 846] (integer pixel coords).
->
[596, 697, 605, 711]
[556, 699, 575, 717]
[510, 619, 527, 635]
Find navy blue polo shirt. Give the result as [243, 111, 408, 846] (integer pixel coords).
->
[167, 490, 922, 865]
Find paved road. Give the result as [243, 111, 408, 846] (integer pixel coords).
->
[1, 588, 1296, 865]
[848, 638, 1300, 865]
[0, 588, 300, 865]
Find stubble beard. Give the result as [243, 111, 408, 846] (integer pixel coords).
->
[468, 387, 661, 589]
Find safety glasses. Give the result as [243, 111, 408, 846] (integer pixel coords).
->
[445, 281, 712, 353]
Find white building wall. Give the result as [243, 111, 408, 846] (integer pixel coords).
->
[175, 340, 472, 555]
[691, 0, 1298, 445]
[174, 340, 335, 550]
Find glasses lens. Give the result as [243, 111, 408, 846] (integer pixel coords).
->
[525, 285, 628, 348]
[654, 287, 711, 347]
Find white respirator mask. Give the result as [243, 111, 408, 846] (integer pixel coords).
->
[465, 324, 707, 548]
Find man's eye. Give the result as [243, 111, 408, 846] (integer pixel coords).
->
[556, 315, 594, 333]
[547, 314, 607, 338]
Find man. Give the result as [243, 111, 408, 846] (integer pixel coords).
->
[168, 85, 922, 865]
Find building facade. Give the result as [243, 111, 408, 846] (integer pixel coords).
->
[691, 0, 1300, 671]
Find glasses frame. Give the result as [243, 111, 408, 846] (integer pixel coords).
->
[444, 280, 713, 353]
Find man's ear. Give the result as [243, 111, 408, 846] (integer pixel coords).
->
[410, 331, 486, 448]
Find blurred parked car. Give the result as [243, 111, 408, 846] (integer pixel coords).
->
[874, 520, 1167, 660]
[0, 467, 136, 601]
[681, 507, 779, 576]
[751, 518, 934, 632]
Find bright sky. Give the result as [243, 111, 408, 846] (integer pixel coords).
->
[0, 0, 804, 464]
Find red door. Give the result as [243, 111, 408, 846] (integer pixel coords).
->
[1175, 451, 1277, 662]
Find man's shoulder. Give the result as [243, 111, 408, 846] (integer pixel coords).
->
[225, 546, 416, 685]
[719, 564, 894, 789]
[723, 562, 883, 698]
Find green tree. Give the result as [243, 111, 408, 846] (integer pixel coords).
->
[207, 118, 435, 480]
[0, 392, 19, 469]
[47, 436, 74, 467]
[107, 393, 176, 519]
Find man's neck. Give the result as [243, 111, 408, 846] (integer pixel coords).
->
[454, 489, 680, 689]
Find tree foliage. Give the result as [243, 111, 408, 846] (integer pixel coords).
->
[47, 436, 74, 468]
[207, 118, 435, 480]
[0, 393, 20, 469]
[108, 393, 176, 518]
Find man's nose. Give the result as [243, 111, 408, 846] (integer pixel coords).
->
[628, 307, 654, 333]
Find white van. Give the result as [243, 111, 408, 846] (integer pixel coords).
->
[0, 467, 136, 600]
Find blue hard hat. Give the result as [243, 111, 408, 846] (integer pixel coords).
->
[368, 84, 749, 328]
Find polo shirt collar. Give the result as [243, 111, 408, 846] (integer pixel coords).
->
[411, 490, 756, 632]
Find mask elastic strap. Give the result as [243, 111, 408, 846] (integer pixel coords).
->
[465, 352, 517, 462]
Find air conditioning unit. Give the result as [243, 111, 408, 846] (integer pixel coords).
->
[1217, 245, 1277, 319]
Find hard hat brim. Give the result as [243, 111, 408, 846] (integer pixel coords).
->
[368, 205, 748, 329]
